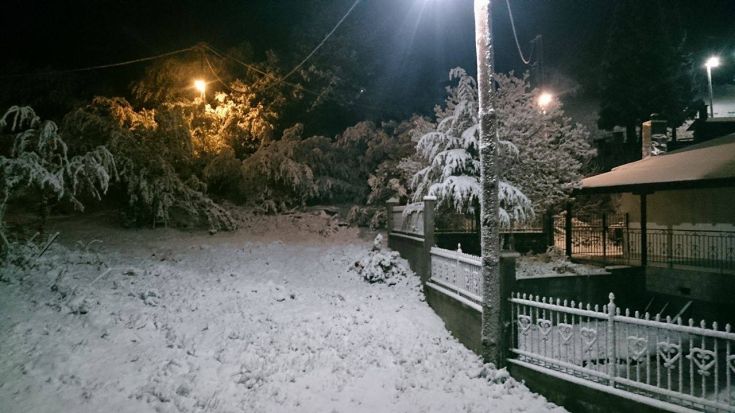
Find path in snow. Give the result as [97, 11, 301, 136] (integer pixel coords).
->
[0, 211, 565, 412]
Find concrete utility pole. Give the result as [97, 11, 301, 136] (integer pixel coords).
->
[473, 0, 502, 365]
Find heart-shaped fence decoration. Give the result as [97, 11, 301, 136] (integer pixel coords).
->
[656, 342, 681, 369]
[687, 347, 716, 376]
[627, 336, 648, 361]
[728, 355, 735, 374]
[537, 319, 552, 340]
[558, 323, 573, 345]
[518, 315, 532, 336]
[580, 327, 598, 351]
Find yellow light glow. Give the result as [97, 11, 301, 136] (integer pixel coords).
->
[537, 92, 553, 109]
[194, 79, 207, 94]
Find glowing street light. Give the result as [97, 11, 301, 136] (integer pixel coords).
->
[537, 91, 553, 112]
[194, 79, 207, 100]
[705, 56, 720, 118]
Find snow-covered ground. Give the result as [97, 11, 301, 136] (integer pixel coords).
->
[0, 210, 565, 413]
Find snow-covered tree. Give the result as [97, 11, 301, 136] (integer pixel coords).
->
[411, 68, 533, 227]
[62, 97, 236, 231]
[411, 68, 594, 225]
[0, 106, 116, 252]
[495, 73, 595, 215]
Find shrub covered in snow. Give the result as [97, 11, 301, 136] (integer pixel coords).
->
[0, 106, 116, 257]
[63, 97, 235, 231]
[351, 234, 411, 285]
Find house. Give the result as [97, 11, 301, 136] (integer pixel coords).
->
[569, 132, 735, 319]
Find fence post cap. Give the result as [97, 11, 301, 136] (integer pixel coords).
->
[386, 197, 400, 204]
[423, 195, 437, 201]
[608, 292, 615, 303]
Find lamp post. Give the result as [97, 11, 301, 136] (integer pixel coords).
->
[473, 0, 502, 365]
[705, 56, 720, 118]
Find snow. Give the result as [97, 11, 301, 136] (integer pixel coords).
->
[0, 210, 565, 412]
[516, 250, 609, 278]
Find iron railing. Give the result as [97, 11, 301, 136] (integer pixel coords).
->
[555, 213, 735, 272]
[510, 292, 735, 412]
[627, 229, 735, 272]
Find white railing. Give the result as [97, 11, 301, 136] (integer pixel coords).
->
[391, 203, 424, 236]
[510, 292, 735, 412]
[429, 245, 482, 305]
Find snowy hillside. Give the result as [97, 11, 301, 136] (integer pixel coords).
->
[0, 210, 565, 412]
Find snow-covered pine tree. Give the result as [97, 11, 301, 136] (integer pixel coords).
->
[411, 69, 594, 226]
[411, 68, 533, 227]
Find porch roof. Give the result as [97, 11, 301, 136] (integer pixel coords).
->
[578, 133, 735, 194]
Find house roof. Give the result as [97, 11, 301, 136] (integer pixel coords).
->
[578, 133, 735, 194]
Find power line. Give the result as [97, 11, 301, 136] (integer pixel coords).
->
[266, 0, 362, 89]
[505, 0, 533, 65]
[0, 47, 197, 79]
[202, 44, 383, 113]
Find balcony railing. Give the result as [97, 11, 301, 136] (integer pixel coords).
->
[555, 212, 735, 272]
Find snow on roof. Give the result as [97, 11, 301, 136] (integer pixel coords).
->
[579, 133, 735, 193]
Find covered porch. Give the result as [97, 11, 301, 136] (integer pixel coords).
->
[563, 133, 735, 274]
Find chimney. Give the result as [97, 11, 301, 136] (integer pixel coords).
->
[642, 114, 668, 158]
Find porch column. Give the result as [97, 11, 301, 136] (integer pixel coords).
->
[565, 202, 573, 258]
[640, 193, 647, 267]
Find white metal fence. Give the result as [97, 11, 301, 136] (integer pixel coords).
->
[510, 292, 735, 412]
[391, 203, 424, 236]
[429, 245, 482, 305]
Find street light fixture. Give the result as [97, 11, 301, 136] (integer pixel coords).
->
[194, 79, 207, 100]
[705, 56, 720, 118]
[537, 91, 553, 112]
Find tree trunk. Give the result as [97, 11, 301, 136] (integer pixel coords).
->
[474, 0, 502, 366]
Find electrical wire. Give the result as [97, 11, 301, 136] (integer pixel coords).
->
[266, 0, 362, 89]
[0, 47, 197, 79]
[505, 0, 533, 65]
[203, 43, 384, 112]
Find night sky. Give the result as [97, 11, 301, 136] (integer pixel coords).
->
[1, 0, 734, 125]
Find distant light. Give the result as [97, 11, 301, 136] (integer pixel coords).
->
[194, 79, 207, 95]
[537, 92, 553, 109]
[705, 56, 720, 69]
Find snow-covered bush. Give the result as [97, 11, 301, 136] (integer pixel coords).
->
[240, 124, 322, 211]
[0, 106, 116, 254]
[351, 234, 411, 285]
[63, 97, 235, 230]
[345, 118, 424, 228]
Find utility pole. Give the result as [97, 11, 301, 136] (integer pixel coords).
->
[474, 0, 502, 366]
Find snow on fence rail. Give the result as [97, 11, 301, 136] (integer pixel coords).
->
[510, 292, 735, 412]
[429, 245, 482, 305]
[391, 203, 424, 236]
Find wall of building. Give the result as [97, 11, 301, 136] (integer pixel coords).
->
[618, 187, 735, 231]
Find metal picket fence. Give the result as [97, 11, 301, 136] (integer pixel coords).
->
[510, 292, 735, 412]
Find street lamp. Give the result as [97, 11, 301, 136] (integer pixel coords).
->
[705, 56, 720, 118]
[194, 79, 207, 100]
[537, 91, 553, 113]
